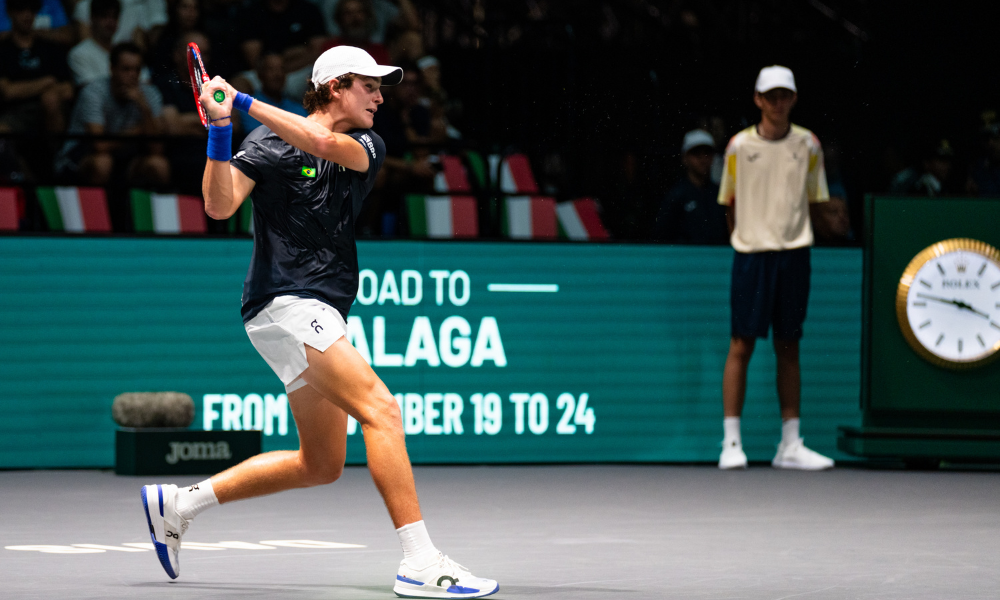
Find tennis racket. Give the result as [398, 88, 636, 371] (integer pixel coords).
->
[187, 42, 225, 128]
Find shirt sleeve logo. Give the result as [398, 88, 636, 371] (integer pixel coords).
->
[360, 134, 376, 159]
[301, 166, 316, 178]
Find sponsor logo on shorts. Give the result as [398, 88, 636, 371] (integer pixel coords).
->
[165, 441, 232, 464]
[311, 319, 324, 334]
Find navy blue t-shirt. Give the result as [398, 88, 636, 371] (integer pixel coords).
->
[231, 125, 385, 322]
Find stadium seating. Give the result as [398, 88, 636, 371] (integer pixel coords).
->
[499, 153, 539, 195]
[130, 190, 207, 234]
[406, 194, 479, 239]
[557, 198, 610, 241]
[0, 187, 23, 231]
[501, 196, 557, 240]
[433, 154, 472, 193]
[37, 186, 112, 233]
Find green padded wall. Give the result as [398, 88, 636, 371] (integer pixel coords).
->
[0, 238, 862, 467]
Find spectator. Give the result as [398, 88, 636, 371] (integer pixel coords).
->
[153, 31, 210, 136]
[55, 42, 168, 187]
[321, 0, 390, 64]
[201, 0, 241, 78]
[370, 65, 436, 236]
[67, 0, 119, 87]
[653, 129, 728, 244]
[890, 139, 955, 197]
[237, 52, 308, 134]
[237, 0, 325, 100]
[73, 0, 167, 50]
[386, 23, 421, 65]
[0, 0, 76, 46]
[814, 195, 851, 244]
[967, 121, 1000, 197]
[716, 65, 834, 471]
[0, 0, 73, 133]
[417, 54, 460, 139]
[148, 0, 202, 76]
[318, 0, 417, 44]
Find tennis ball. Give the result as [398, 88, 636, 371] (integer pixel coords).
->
[213, 90, 225, 103]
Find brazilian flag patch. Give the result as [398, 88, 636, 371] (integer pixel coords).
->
[301, 166, 316, 178]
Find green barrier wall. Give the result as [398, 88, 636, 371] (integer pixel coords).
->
[0, 238, 861, 468]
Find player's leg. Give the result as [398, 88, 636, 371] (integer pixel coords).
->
[300, 340, 498, 598]
[301, 339, 419, 527]
[139, 382, 350, 579]
[723, 336, 756, 418]
[211, 382, 349, 502]
[773, 338, 801, 420]
[770, 247, 832, 470]
[720, 250, 770, 469]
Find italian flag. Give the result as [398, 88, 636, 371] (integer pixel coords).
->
[407, 195, 478, 238]
[0, 187, 21, 231]
[499, 154, 539, 194]
[37, 186, 112, 233]
[433, 155, 471, 193]
[502, 196, 557, 240]
[557, 198, 610, 241]
[131, 190, 206, 234]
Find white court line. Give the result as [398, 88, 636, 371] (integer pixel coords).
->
[487, 284, 559, 293]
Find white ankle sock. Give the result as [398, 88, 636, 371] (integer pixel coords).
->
[723, 417, 741, 445]
[175, 479, 219, 521]
[781, 418, 800, 445]
[396, 520, 439, 568]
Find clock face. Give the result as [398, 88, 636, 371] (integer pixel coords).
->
[897, 238, 1000, 368]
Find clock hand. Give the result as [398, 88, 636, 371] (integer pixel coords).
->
[959, 303, 989, 319]
[915, 293, 989, 318]
[916, 292, 962, 306]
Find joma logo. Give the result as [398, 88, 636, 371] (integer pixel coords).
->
[165, 441, 232, 464]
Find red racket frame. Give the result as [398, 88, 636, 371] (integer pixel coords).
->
[187, 42, 211, 128]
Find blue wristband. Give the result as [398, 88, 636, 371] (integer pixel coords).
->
[207, 123, 232, 161]
[233, 92, 254, 113]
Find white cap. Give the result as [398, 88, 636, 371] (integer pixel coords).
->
[682, 129, 716, 154]
[311, 45, 403, 90]
[755, 65, 796, 93]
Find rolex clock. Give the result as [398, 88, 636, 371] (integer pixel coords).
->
[896, 238, 1000, 369]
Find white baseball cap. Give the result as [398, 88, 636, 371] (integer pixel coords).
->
[311, 45, 403, 90]
[682, 129, 716, 154]
[755, 65, 796, 93]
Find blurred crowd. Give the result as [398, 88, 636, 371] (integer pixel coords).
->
[1, 0, 999, 241]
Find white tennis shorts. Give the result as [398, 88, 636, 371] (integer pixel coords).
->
[244, 295, 347, 393]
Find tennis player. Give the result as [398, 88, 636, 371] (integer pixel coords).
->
[139, 46, 498, 599]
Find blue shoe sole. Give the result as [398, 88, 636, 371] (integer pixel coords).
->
[140, 485, 178, 579]
[394, 583, 499, 599]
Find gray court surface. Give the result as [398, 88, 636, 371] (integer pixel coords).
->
[2, 465, 999, 599]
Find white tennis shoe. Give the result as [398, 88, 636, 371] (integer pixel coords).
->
[718, 439, 748, 469]
[140, 484, 189, 579]
[393, 552, 499, 599]
[772, 438, 834, 470]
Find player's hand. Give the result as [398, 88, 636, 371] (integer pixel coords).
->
[200, 76, 234, 123]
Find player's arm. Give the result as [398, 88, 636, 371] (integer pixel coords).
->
[244, 96, 369, 172]
[203, 77, 369, 173]
[199, 79, 255, 219]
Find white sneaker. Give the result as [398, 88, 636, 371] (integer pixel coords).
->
[140, 484, 189, 579]
[394, 552, 499, 599]
[718, 439, 748, 469]
[772, 438, 835, 470]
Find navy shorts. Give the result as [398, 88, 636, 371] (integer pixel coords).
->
[730, 247, 811, 340]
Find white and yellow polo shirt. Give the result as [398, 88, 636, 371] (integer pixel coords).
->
[717, 124, 829, 253]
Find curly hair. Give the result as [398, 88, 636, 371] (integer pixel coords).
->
[302, 73, 357, 114]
